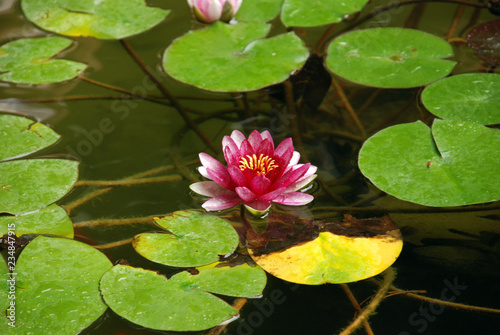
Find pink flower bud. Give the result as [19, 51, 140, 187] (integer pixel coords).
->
[187, 0, 242, 23]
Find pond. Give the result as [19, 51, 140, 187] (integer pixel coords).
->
[1, 0, 500, 334]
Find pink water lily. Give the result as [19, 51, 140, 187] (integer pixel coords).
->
[190, 130, 317, 212]
[187, 0, 242, 23]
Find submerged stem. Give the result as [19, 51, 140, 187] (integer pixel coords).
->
[74, 216, 155, 228]
[93, 238, 134, 249]
[120, 39, 218, 153]
[331, 79, 366, 138]
[340, 284, 375, 335]
[339, 268, 396, 335]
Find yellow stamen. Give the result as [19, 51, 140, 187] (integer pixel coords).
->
[239, 154, 278, 175]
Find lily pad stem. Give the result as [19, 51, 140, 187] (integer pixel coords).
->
[340, 284, 375, 335]
[387, 284, 500, 315]
[120, 39, 218, 153]
[331, 79, 366, 138]
[339, 268, 396, 335]
[74, 216, 155, 228]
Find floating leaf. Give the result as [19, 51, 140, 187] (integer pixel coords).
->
[421, 73, 500, 125]
[236, 0, 284, 22]
[21, 0, 170, 39]
[12, 236, 112, 335]
[281, 0, 369, 27]
[0, 257, 10, 318]
[247, 212, 402, 284]
[0, 204, 73, 238]
[170, 261, 267, 298]
[325, 28, 456, 88]
[0, 113, 60, 161]
[358, 120, 500, 207]
[133, 210, 239, 267]
[0, 37, 87, 85]
[163, 21, 309, 92]
[466, 19, 500, 66]
[0, 159, 79, 215]
[101, 264, 262, 331]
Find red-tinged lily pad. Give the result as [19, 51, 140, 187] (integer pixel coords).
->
[163, 21, 309, 92]
[21, 0, 170, 39]
[466, 19, 500, 66]
[246, 210, 402, 285]
[358, 120, 500, 207]
[325, 28, 456, 88]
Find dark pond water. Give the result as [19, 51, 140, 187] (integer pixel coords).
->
[1, 0, 500, 334]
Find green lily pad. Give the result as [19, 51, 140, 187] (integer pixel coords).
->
[358, 120, 500, 207]
[100, 264, 244, 331]
[325, 28, 456, 88]
[0, 113, 60, 161]
[281, 0, 369, 27]
[0, 159, 79, 215]
[236, 0, 284, 22]
[163, 21, 309, 92]
[247, 212, 402, 284]
[0, 204, 73, 238]
[0, 257, 11, 321]
[13, 236, 112, 335]
[421, 73, 500, 125]
[21, 0, 170, 39]
[170, 261, 267, 298]
[133, 210, 239, 267]
[0, 37, 87, 85]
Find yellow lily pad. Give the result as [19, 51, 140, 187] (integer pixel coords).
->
[247, 214, 402, 285]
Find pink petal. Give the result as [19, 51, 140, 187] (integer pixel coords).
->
[274, 192, 314, 206]
[255, 138, 273, 157]
[271, 163, 310, 190]
[199, 153, 225, 171]
[273, 138, 294, 167]
[202, 194, 242, 211]
[197, 166, 211, 180]
[228, 0, 243, 13]
[250, 174, 271, 196]
[260, 130, 274, 149]
[289, 151, 301, 166]
[230, 130, 246, 148]
[258, 187, 285, 202]
[248, 130, 263, 151]
[287, 174, 317, 192]
[235, 186, 257, 202]
[244, 201, 271, 212]
[281, 163, 310, 188]
[240, 139, 254, 157]
[302, 164, 318, 179]
[223, 145, 239, 167]
[228, 165, 248, 187]
[207, 167, 233, 189]
[190, 181, 234, 197]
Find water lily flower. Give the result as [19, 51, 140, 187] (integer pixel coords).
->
[190, 130, 317, 213]
[187, 0, 242, 23]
